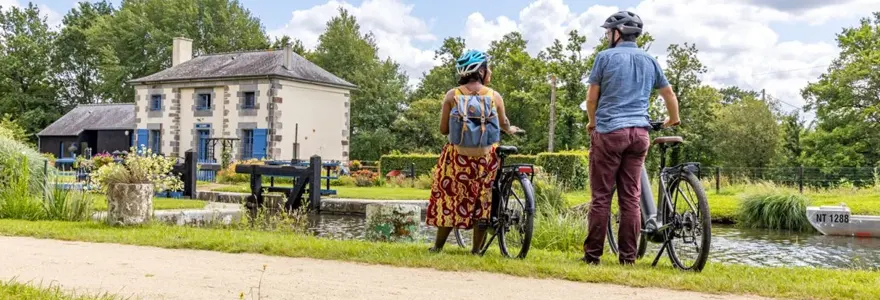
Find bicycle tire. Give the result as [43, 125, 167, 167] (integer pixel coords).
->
[498, 173, 535, 259]
[453, 227, 468, 248]
[665, 171, 711, 271]
[606, 211, 647, 259]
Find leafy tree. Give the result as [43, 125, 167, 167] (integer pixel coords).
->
[87, 0, 270, 103]
[310, 8, 408, 160]
[661, 43, 718, 166]
[774, 111, 805, 168]
[53, 1, 115, 108]
[801, 12, 880, 169]
[714, 95, 779, 169]
[541, 30, 589, 150]
[719, 86, 761, 105]
[0, 3, 60, 138]
[391, 98, 445, 153]
[409, 37, 466, 102]
[270, 35, 308, 56]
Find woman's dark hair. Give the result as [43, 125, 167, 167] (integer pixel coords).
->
[457, 63, 488, 85]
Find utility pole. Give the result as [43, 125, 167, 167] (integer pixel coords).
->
[761, 89, 766, 102]
[548, 74, 557, 152]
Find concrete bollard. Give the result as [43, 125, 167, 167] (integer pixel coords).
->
[365, 203, 421, 242]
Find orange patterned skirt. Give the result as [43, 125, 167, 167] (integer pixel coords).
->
[426, 143, 500, 229]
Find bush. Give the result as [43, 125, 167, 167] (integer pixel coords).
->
[533, 177, 567, 216]
[0, 156, 45, 220]
[531, 211, 588, 253]
[0, 135, 50, 194]
[90, 146, 178, 193]
[737, 188, 813, 232]
[330, 175, 357, 187]
[353, 169, 380, 187]
[379, 154, 438, 176]
[0, 114, 29, 144]
[535, 151, 589, 191]
[506, 154, 538, 166]
[217, 159, 263, 184]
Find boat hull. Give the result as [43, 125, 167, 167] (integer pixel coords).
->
[807, 205, 880, 238]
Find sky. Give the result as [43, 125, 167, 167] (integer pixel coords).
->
[5, 0, 880, 115]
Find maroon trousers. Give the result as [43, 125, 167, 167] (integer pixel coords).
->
[584, 127, 650, 263]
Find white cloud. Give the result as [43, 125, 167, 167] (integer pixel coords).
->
[0, 0, 63, 29]
[270, 0, 439, 85]
[461, 0, 876, 114]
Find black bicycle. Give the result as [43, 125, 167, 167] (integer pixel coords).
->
[451, 145, 537, 259]
[606, 121, 711, 271]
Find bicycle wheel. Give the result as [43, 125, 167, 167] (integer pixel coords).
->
[453, 227, 469, 248]
[664, 172, 711, 271]
[607, 210, 647, 259]
[498, 173, 535, 259]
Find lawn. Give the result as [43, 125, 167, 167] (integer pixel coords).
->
[213, 184, 431, 200]
[88, 194, 206, 211]
[0, 279, 116, 300]
[0, 219, 877, 300]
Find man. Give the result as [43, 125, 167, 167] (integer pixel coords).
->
[583, 10, 680, 265]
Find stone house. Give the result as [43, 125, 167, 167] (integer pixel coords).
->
[129, 37, 356, 163]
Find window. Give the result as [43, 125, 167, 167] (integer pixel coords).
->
[197, 93, 212, 110]
[243, 92, 256, 109]
[240, 129, 254, 159]
[149, 130, 161, 154]
[150, 95, 162, 111]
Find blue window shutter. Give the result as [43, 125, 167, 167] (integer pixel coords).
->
[136, 129, 149, 150]
[252, 129, 267, 159]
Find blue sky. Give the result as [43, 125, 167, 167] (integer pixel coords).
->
[14, 0, 880, 113]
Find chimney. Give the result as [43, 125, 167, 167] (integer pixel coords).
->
[283, 44, 293, 70]
[172, 37, 193, 67]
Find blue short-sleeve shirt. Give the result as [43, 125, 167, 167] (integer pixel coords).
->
[588, 41, 669, 134]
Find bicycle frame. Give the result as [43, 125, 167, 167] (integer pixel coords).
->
[475, 150, 536, 254]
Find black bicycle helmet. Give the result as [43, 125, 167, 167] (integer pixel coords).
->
[601, 11, 643, 35]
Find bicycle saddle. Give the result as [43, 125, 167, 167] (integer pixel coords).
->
[497, 145, 518, 155]
[652, 136, 683, 145]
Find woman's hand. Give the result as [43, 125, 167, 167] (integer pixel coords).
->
[508, 126, 525, 134]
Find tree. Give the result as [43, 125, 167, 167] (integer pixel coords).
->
[391, 98, 445, 153]
[541, 30, 589, 150]
[719, 86, 761, 105]
[310, 8, 408, 160]
[270, 35, 308, 56]
[801, 12, 880, 169]
[409, 37, 466, 102]
[660, 43, 718, 166]
[53, 1, 115, 107]
[87, 0, 271, 102]
[774, 111, 805, 168]
[714, 96, 779, 169]
[0, 3, 60, 138]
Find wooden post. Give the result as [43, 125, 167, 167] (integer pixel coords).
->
[798, 166, 804, 194]
[309, 155, 322, 211]
[548, 74, 557, 152]
[715, 167, 720, 194]
[184, 150, 197, 198]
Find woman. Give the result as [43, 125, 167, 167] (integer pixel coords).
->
[426, 50, 522, 254]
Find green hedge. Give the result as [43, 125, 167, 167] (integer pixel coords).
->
[536, 151, 589, 190]
[380, 154, 538, 176]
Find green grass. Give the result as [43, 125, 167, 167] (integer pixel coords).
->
[88, 194, 206, 211]
[0, 220, 876, 300]
[213, 184, 431, 200]
[0, 279, 117, 300]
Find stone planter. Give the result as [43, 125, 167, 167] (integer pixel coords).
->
[365, 203, 421, 242]
[105, 183, 154, 226]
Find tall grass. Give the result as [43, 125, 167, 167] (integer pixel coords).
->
[530, 178, 588, 252]
[737, 185, 813, 232]
[0, 135, 51, 193]
[0, 156, 95, 221]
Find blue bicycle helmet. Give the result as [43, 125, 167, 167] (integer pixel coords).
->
[455, 50, 489, 77]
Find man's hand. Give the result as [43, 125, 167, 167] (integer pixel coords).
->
[586, 122, 596, 133]
[662, 118, 681, 128]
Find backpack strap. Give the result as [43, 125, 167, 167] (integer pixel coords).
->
[453, 88, 469, 145]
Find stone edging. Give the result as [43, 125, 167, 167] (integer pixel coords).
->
[194, 191, 429, 216]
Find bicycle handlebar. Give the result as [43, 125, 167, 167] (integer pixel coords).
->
[649, 121, 665, 132]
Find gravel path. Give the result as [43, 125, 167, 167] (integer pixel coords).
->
[0, 236, 768, 300]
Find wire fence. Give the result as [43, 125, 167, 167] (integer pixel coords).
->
[701, 166, 880, 193]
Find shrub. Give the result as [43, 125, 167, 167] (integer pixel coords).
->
[0, 114, 29, 144]
[90, 146, 179, 193]
[330, 175, 357, 187]
[533, 177, 567, 216]
[506, 154, 538, 166]
[414, 173, 434, 189]
[43, 183, 95, 221]
[535, 151, 589, 191]
[379, 154, 438, 176]
[0, 156, 45, 220]
[531, 211, 588, 252]
[353, 169, 379, 187]
[217, 159, 263, 184]
[0, 135, 50, 194]
[737, 188, 813, 232]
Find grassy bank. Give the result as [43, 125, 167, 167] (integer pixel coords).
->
[0, 220, 877, 300]
[89, 194, 206, 211]
[0, 279, 116, 300]
[213, 184, 431, 200]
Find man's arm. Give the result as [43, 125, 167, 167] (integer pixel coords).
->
[653, 59, 680, 127]
[585, 53, 606, 132]
[587, 84, 600, 131]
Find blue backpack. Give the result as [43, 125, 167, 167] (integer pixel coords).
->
[448, 87, 501, 148]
